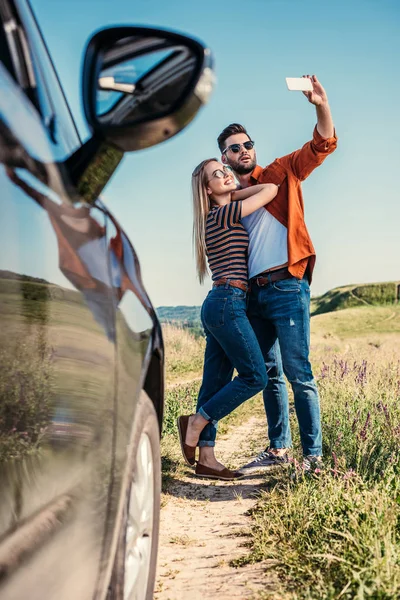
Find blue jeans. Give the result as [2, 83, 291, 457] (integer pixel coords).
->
[196, 285, 268, 447]
[248, 276, 322, 456]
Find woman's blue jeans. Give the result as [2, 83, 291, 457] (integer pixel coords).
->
[196, 284, 268, 447]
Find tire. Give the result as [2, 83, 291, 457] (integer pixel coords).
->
[108, 391, 161, 600]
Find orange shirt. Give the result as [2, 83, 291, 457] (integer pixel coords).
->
[250, 126, 338, 283]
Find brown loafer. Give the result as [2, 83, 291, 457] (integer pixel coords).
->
[177, 415, 196, 467]
[194, 462, 245, 481]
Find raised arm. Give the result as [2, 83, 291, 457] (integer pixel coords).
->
[302, 75, 334, 138]
[232, 183, 279, 217]
[277, 75, 337, 181]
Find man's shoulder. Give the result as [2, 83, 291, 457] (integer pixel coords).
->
[252, 159, 288, 185]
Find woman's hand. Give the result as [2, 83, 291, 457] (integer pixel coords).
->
[236, 183, 279, 218]
[232, 183, 278, 202]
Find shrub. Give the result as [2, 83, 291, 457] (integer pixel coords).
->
[0, 332, 54, 462]
[352, 282, 396, 306]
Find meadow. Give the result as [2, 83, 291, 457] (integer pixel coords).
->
[162, 304, 400, 599]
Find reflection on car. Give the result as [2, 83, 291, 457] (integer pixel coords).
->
[0, 3, 214, 600]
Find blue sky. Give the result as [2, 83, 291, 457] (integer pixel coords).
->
[31, 0, 400, 307]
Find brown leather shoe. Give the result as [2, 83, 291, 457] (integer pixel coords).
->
[177, 415, 196, 467]
[194, 462, 245, 481]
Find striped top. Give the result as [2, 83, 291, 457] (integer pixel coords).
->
[205, 201, 248, 284]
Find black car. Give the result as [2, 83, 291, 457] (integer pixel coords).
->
[0, 1, 214, 599]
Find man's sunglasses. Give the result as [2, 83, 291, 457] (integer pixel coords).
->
[222, 141, 255, 154]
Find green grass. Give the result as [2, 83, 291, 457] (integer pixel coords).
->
[311, 304, 400, 339]
[162, 323, 205, 383]
[234, 317, 400, 599]
[162, 380, 200, 437]
[159, 313, 400, 597]
[243, 472, 400, 599]
[160, 299, 400, 598]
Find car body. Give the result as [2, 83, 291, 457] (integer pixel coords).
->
[0, 1, 214, 599]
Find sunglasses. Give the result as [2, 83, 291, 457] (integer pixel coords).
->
[222, 140, 255, 154]
[207, 166, 233, 182]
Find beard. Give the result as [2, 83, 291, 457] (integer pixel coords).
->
[227, 156, 257, 175]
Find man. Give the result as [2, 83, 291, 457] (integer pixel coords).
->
[218, 75, 337, 469]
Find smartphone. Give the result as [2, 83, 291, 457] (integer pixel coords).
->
[285, 77, 313, 92]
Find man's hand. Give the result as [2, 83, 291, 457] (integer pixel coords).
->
[302, 75, 328, 106]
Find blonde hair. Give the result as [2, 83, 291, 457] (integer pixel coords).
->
[192, 158, 217, 284]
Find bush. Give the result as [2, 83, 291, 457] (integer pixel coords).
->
[353, 282, 396, 306]
[21, 281, 49, 324]
[0, 332, 54, 462]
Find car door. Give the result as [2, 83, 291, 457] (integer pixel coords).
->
[106, 208, 156, 446]
[0, 4, 117, 599]
[106, 207, 161, 477]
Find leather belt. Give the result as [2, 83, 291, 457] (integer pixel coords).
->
[213, 278, 248, 292]
[251, 267, 294, 287]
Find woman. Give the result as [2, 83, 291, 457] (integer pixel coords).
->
[177, 158, 278, 480]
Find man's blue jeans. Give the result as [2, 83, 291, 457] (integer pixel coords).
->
[248, 276, 322, 457]
[196, 285, 268, 446]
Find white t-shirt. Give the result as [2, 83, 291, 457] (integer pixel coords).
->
[242, 208, 288, 279]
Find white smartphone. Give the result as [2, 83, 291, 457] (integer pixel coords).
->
[285, 77, 313, 92]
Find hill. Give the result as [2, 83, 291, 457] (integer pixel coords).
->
[156, 305, 202, 330]
[311, 303, 400, 337]
[0, 269, 49, 285]
[156, 305, 201, 323]
[311, 281, 399, 315]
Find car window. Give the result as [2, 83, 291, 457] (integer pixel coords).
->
[7, 0, 81, 158]
[0, 8, 17, 81]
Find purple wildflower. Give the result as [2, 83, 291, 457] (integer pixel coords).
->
[359, 412, 371, 441]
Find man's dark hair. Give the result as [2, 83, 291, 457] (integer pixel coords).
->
[217, 123, 251, 153]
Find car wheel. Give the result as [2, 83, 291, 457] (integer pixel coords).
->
[108, 391, 161, 600]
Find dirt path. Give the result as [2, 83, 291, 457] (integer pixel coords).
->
[349, 290, 371, 306]
[380, 310, 396, 323]
[154, 416, 277, 600]
[167, 376, 202, 389]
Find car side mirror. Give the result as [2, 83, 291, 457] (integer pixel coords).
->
[82, 26, 215, 152]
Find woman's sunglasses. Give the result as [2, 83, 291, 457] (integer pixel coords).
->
[222, 141, 255, 154]
[207, 166, 233, 182]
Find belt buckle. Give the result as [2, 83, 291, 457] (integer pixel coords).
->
[256, 276, 266, 287]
